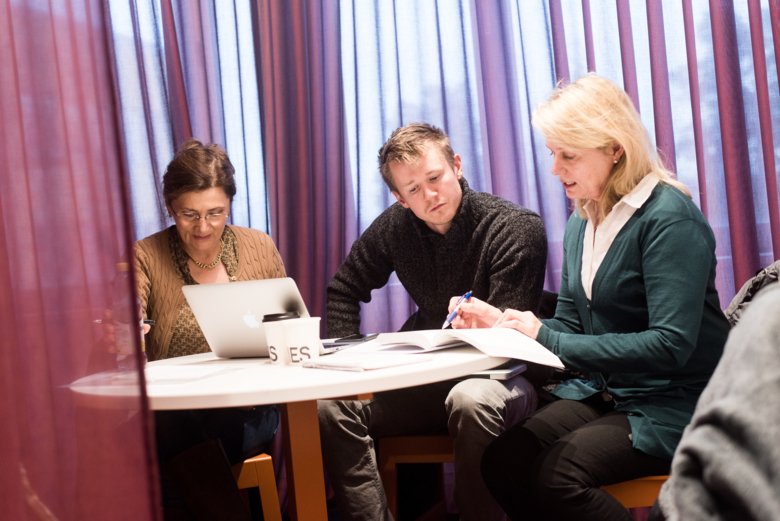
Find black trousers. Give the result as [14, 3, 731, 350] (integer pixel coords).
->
[155, 406, 279, 465]
[155, 406, 279, 521]
[481, 396, 670, 521]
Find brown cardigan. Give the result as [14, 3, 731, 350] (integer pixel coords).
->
[135, 225, 286, 361]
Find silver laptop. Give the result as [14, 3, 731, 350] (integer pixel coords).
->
[181, 277, 310, 358]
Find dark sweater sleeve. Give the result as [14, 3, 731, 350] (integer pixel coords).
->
[326, 215, 395, 337]
[483, 210, 547, 313]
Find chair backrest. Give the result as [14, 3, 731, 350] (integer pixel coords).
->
[538, 290, 558, 319]
[377, 434, 453, 520]
[725, 260, 780, 326]
[601, 475, 668, 509]
[233, 453, 282, 521]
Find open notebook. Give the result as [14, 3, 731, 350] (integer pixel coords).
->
[304, 328, 564, 372]
[182, 277, 309, 358]
[373, 328, 565, 369]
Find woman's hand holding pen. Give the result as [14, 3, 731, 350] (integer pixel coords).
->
[493, 308, 542, 339]
[448, 295, 502, 329]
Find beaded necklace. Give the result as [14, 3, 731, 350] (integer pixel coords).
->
[189, 241, 224, 270]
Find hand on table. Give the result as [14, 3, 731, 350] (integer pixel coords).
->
[493, 308, 542, 340]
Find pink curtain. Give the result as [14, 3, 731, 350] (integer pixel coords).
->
[112, 1, 779, 336]
[708, 1, 761, 289]
[0, 1, 157, 520]
[3, 1, 778, 519]
[472, 0, 779, 306]
[252, 0, 354, 325]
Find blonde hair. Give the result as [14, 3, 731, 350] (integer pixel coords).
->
[532, 74, 689, 222]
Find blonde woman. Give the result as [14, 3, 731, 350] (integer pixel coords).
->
[452, 74, 730, 521]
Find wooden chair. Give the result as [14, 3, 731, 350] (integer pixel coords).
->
[602, 475, 668, 509]
[378, 434, 667, 516]
[377, 434, 454, 519]
[233, 453, 282, 521]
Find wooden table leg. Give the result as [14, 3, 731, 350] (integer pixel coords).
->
[282, 400, 327, 521]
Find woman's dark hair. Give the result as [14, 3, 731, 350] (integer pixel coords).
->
[162, 139, 237, 207]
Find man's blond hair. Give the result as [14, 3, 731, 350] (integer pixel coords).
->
[377, 123, 455, 191]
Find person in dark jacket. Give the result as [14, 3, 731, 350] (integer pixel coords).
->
[319, 122, 548, 521]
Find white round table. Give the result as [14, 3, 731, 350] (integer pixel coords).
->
[72, 347, 507, 521]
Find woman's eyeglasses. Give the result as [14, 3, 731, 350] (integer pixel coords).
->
[174, 211, 229, 224]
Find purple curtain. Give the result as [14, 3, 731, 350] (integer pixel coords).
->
[252, 0, 352, 328]
[682, 0, 710, 217]
[709, 1, 760, 290]
[471, 1, 568, 290]
[247, 0, 779, 329]
[111, 0, 273, 239]
[113, 0, 350, 325]
[108, 0, 779, 334]
[159, 0, 194, 146]
[469, 0, 779, 310]
[645, 1, 676, 173]
[748, 0, 780, 257]
[0, 1, 157, 520]
[4, 1, 780, 519]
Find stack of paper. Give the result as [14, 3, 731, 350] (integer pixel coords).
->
[302, 352, 434, 371]
[304, 327, 565, 371]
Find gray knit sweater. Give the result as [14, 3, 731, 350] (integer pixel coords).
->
[652, 283, 780, 520]
[326, 179, 547, 337]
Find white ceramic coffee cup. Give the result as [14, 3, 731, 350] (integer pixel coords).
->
[265, 316, 322, 365]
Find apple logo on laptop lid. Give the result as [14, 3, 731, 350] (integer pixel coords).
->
[242, 311, 263, 329]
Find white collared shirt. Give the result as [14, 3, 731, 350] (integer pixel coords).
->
[581, 174, 660, 300]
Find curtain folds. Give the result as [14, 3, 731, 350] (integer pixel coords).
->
[682, 1, 709, 217]
[748, 0, 780, 256]
[113, 0, 778, 330]
[0, 1, 158, 519]
[252, 0, 351, 322]
[110, 0, 272, 239]
[159, 0, 193, 146]
[3, 2, 780, 520]
[710, 2, 760, 288]
[645, 2, 676, 173]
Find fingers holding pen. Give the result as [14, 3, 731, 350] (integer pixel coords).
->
[447, 294, 471, 329]
[447, 294, 466, 312]
[450, 296, 502, 329]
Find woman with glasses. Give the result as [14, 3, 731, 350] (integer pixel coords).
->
[136, 139, 285, 521]
[137, 138, 285, 361]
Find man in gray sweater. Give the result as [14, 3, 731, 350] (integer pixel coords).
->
[319, 123, 548, 520]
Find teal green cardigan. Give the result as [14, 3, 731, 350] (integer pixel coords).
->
[537, 183, 729, 460]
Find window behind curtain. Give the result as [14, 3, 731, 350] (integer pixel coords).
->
[108, 1, 780, 325]
[108, 0, 270, 241]
[340, 0, 780, 308]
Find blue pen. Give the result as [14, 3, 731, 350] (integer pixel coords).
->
[442, 290, 473, 329]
